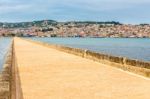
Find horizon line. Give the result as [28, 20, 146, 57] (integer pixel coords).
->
[0, 19, 149, 25]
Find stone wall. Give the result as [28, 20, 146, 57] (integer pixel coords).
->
[24, 38, 150, 77]
[0, 43, 13, 99]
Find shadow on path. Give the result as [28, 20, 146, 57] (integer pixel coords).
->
[11, 42, 24, 99]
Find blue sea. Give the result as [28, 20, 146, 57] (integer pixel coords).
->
[29, 37, 150, 62]
[0, 37, 12, 71]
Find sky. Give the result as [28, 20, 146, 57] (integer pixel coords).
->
[0, 0, 150, 24]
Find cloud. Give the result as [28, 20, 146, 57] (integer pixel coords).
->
[0, 0, 149, 23]
[55, 0, 150, 11]
[0, 0, 149, 13]
[0, 5, 32, 14]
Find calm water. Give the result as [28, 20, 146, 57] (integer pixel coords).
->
[29, 37, 150, 62]
[0, 37, 12, 71]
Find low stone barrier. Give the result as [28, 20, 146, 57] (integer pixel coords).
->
[0, 43, 13, 99]
[23, 38, 150, 78]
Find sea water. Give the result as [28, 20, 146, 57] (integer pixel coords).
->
[29, 37, 150, 62]
[0, 37, 12, 71]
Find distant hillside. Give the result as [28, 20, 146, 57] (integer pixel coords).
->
[0, 20, 57, 28]
[0, 20, 121, 28]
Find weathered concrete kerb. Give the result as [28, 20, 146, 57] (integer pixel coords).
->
[24, 38, 150, 78]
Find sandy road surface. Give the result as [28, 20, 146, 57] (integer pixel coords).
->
[14, 38, 150, 99]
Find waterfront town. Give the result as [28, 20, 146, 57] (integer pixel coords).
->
[0, 20, 150, 38]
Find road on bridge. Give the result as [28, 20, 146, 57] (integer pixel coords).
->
[14, 38, 150, 99]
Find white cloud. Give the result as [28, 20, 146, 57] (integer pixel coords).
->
[0, 0, 149, 23]
[0, 0, 149, 13]
[58, 0, 150, 11]
[0, 4, 32, 14]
